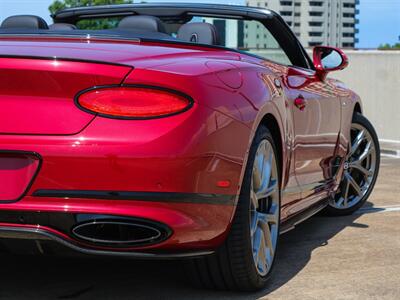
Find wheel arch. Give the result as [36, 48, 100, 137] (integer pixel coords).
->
[259, 113, 283, 176]
[353, 102, 362, 116]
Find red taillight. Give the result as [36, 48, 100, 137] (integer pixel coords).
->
[76, 86, 192, 119]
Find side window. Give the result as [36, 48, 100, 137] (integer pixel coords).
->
[241, 20, 292, 66]
[76, 17, 122, 30]
[198, 18, 292, 66]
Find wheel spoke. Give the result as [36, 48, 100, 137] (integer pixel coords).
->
[349, 129, 365, 156]
[252, 166, 262, 191]
[354, 140, 372, 163]
[257, 211, 278, 227]
[350, 162, 373, 177]
[257, 241, 267, 275]
[250, 211, 258, 236]
[345, 172, 362, 196]
[250, 189, 259, 210]
[343, 178, 350, 207]
[256, 179, 278, 199]
[257, 146, 273, 193]
[263, 225, 274, 257]
[252, 227, 262, 258]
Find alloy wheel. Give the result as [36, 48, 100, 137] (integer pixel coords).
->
[332, 123, 378, 209]
[250, 139, 280, 276]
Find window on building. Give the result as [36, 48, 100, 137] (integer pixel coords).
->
[343, 13, 355, 18]
[342, 43, 354, 48]
[309, 1, 323, 6]
[280, 1, 293, 6]
[343, 32, 354, 37]
[309, 32, 323, 37]
[343, 3, 355, 8]
[309, 11, 323, 17]
[280, 11, 293, 16]
[294, 12, 301, 16]
[309, 22, 323, 27]
[343, 22, 354, 27]
[309, 42, 323, 47]
[294, 22, 301, 27]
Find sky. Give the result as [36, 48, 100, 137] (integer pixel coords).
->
[0, 0, 399, 48]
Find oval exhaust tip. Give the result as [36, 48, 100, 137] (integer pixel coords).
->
[72, 220, 167, 247]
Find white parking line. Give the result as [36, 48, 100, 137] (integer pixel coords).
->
[381, 153, 400, 159]
[356, 205, 400, 214]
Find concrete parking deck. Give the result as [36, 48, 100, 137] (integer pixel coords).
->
[1, 156, 399, 300]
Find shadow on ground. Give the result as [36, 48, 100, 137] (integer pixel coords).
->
[0, 204, 371, 300]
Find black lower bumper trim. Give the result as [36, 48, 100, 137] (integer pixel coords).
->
[0, 226, 214, 259]
[32, 190, 236, 205]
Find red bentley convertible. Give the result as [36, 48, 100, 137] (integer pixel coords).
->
[0, 3, 379, 291]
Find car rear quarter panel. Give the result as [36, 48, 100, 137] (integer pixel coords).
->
[123, 55, 289, 196]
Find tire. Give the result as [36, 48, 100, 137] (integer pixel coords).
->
[184, 125, 281, 291]
[325, 113, 380, 216]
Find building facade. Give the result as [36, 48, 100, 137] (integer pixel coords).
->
[245, 0, 359, 48]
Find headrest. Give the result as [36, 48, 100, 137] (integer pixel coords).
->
[1, 15, 49, 29]
[49, 23, 77, 30]
[118, 15, 166, 33]
[177, 22, 219, 45]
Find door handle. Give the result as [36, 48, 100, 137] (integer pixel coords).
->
[294, 95, 307, 111]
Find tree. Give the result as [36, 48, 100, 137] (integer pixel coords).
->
[378, 43, 400, 50]
[49, 0, 133, 29]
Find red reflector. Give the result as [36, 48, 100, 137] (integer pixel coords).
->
[217, 180, 231, 188]
[77, 86, 191, 118]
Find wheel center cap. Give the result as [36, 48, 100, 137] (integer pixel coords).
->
[343, 161, 350, 170]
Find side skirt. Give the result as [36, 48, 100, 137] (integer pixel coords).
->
[279, 197, 329, 234]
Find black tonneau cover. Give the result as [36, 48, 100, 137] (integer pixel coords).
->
[0, 28, 176, 41]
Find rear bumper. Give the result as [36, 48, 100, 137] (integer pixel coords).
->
[0, 104, 249, 255]
[0, 194, 236, 255]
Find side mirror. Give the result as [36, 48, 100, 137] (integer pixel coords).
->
[313, 46, 348, 80]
